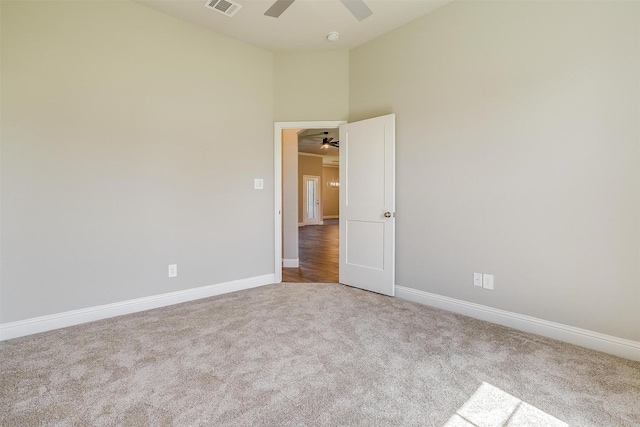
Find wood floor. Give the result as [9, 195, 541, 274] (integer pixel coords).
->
[282, 219, 339, 283]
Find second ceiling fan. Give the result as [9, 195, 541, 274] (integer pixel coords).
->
[313, 131, 339, 149]
[264, 0, 373, 21]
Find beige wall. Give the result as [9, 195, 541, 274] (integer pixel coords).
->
[298, 155, 324, 223]
[274, 50, 349, 122]
[350, 1, 640, 340]
[282, 130, 299, 260]
[322, 167, 339, 218]
[1, 1, 274, 323]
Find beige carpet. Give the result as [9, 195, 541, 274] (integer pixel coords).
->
[1, 283, 639, 426]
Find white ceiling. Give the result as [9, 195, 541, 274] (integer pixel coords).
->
[137, 0, 451, 51]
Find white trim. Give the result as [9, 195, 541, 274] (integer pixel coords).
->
[396, 286, 640, 362]
[274, 120, 347, 284]
[0, 274, 275, 341]
[282, 259, 299, 268]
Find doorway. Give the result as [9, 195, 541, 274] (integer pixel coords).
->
[276, 115, 396, 294]
[274, 121, 346, 284]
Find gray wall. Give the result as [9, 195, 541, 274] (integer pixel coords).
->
[2, 0, 639, 345]
[1, 1, 274, 323]
[274, 50, 349, 122]
[350, 1, 640, 340]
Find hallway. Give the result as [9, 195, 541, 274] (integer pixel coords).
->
[282, 219, 338, 283]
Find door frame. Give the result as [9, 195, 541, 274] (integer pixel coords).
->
[274, 120, 347, 283]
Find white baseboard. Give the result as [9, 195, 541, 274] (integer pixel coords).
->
[0, 274, 276, 341]
[282, 259, 299, 268]
[396, 286, 640, 362]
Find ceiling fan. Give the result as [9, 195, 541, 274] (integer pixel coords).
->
[310, 131, 339, 149]
[264, 0, 373, 21]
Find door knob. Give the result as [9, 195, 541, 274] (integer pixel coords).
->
[384, 212, 392, 218]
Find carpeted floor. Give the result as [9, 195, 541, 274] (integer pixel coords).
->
[1, 283, 639, 426]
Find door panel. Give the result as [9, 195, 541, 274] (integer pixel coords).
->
[339, 114, 395, 296]
[345, 220, 385, 270]
[345, 126, 386, 207]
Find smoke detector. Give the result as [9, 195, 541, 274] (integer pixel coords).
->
[327, 32, 340, 42]
[204, 0, 242, 17]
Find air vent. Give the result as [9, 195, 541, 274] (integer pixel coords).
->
[204, 0, 242, 17]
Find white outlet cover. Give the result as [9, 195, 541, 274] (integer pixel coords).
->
[168, 264, 178, 278]
[473, 273, 483, 287]
[482, 274, 494, 290]
[254, 178, 264, 190]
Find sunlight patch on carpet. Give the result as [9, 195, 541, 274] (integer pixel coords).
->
[443, 382, 568, 427]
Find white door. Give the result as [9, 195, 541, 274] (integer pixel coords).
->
[339, 114, 395, 296]
[302, 175, 321, 225]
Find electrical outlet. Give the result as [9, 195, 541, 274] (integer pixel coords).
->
[482, 274, 494, 290]
[473, 273, 483, 287]
[168, 264, 177, 278]
[254, 178, 264, 190]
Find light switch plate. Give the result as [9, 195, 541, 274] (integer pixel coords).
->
[254, 178, 264, 190]
[482, 274, 494, 290]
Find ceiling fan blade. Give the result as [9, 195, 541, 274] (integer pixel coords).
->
[340, 0, 372, 21]
[264, 0, 295, 18]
